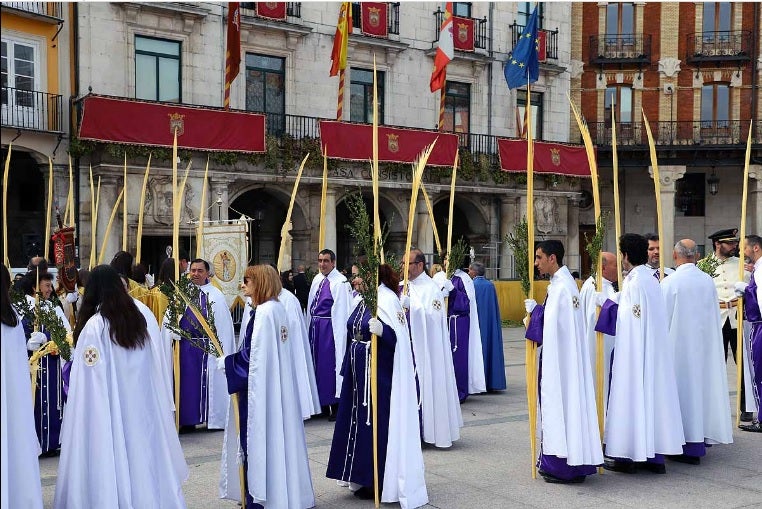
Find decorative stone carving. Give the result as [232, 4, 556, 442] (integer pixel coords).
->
[693, 71, 704, 88]
[730, 71, 742, 87]
[632, 72, 644, 90]
[648, 165, 686, 192]
[145, 176, 196, 225]
[658, 57, 681, 78]
[534, 196, 557, 234]
[570, 59, 585, 80]
[596, 73, 607, 90]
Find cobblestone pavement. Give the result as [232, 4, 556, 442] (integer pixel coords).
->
[40, 327, 761, 508]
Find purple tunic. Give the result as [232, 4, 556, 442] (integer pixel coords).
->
[309, 277, 339, 406]
[743, 273, 762, 410]
[447, 274, 470, 402]
[326, 302, 397, 490]
[177, 291, 211, 427]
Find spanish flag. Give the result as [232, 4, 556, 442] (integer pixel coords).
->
[330, 2, 353, 77]
[223, 2, 241, 109]
[430, 2, 453, 92]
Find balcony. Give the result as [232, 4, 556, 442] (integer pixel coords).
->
[586, 120, 762, 148]
[1, 2, 63, 22]
[510, 23, 559, 62]
[589, 34, 651, 65]
[433, 8, 489, 51]
[686, 31, 753, 64]
[1, 87, 64, 133]
[351, 2, 400, 36]
[240, 2, 301, 21]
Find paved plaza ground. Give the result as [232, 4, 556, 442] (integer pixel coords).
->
[40, 326, 761, 508]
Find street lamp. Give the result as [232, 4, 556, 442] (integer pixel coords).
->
[707, 170, 720, 196]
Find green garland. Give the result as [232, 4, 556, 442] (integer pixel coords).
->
[505, 217, 530, 298]
[160, 277, 218, 356]
[697, 255, 722, 279]
[10, 289, 72, 361]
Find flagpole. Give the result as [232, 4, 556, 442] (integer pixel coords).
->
[337, 68, 346, 120]
[371, 58, 380, 509]
[438, 73, 447, 130]
[122, 152, 128, 251]
[736, 125, 752, 426]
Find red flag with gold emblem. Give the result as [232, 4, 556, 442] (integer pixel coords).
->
[452, 15, 474, 52]
[361, 3, 388, 38]
[330, 2, 353, 77]
[224, 2, 241, 109]
[256, 2, 286, 20]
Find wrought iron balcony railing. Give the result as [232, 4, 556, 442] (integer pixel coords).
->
[2, 2, 63, 20]
[1, 87, 64, 133]
[686, 31, 753, 63]
[586, 120, 761, 147]
[433, 8, 489, 50]
[510, 23, 559, 61]
[351, 2, 400, 36]
[589, 34, 651, 65]
[240, 2, 301, 20]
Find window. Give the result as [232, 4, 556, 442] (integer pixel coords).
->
[517, 90, 543, 140]
[443, 81, 470, 134]
[675, 173, 705, 217]
[606, 3, 634, 35]
[1, 36, 41, 129]
[604, 86, 632, 124]
[517, 2, 544, 29]
[350, 68, 384, 124]
[245, 53, 285, 133]
[452, 2, 471, 17]
[701, 83, 729, 124]
[135, 36, 181, 102]
[703, 2, 731, 33]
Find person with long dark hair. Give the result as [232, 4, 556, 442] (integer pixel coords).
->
[53, 265, 188, 507]
[1, 264, 44, 508]
[327, 264, 428, 506]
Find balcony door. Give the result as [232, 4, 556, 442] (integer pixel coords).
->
[604, 86, 634, 144]
[605, 3, 635, 58]
[701, 83, 731, 143]
[1, 36, 41, 130]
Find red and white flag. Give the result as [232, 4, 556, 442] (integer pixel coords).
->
[223, 2, 241, 109]
[429, 2, 453, 93]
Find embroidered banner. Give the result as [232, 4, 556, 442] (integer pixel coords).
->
[498, 139, 592, 177]
[202, 221, 250, 308]
[538, 30, 547, 62]
[78, 95, 266, 153]
[452, 16, 475, 52]
[319, 121, 460, 167]
[255, 2, 286, 20]
[360, 2, 388, 38]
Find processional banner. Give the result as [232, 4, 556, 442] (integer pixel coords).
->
[202, 221, 249, 308]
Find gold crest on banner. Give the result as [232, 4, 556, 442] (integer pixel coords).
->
[457, 23, 469, 43]
[550, 148, 561, 166]
[387, 133, 399, 153]
[368, 6, 381, 27]
[168, 112, 185, 137]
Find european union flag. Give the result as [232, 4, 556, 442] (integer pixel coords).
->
[504, 6, 540, 89]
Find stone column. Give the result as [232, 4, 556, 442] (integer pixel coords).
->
[566, 196, 581, 275]
[499, 196, 518, 279]
[748, 166, 762, 234]
[96, 175, 121, 264]
[648, 165, 686, 252]
[211, 179, 230, 222]
[323, 188, 337, 252]
[416, 199, 433, 257]
[488, 197, 500, 280]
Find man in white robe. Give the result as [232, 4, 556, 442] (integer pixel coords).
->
[661, 239, 733, 464]
[596, 233, 685, 474]
[306, 249, 352, 417]
[524, 240, 603, 483]
[404, 249, 462, 448]
[579, 251, 617, 414]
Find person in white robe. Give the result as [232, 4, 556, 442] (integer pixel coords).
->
[404, 249, 462, 448]
[595, 233, 685, 474]
[661, 239, 733, 463]
[218, 265, 314, 509]
[579, 251, 617, 415]
[53, 265, 188, 508]
[1, 264, 43, 509]
[524, 240, 603, 483]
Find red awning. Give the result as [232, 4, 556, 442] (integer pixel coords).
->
[319, 121, 459, 167]
[78, 95, 266, 153]
[498, 139, 593, 177]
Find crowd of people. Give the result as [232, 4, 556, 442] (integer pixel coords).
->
[1, 227, 758, 507]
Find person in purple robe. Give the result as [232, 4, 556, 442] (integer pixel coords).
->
[468, 262, 506, 391]
[443, 270, 470, 402]
[736, 234, 762, 432]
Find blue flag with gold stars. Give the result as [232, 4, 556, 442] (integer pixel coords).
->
[504, 6, 540, 89]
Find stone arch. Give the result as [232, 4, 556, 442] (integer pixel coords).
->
[431, 194, 490, 249]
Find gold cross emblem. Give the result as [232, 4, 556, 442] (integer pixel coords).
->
[83, 345, 100, 366]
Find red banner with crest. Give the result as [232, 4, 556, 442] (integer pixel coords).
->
[538, 30, 547, 62]
[452, 16, 474, 52]
[361, 2, 388, 38]
[256, 2, 287, 20]
[78, 95, 266, 153]
[498, 139, 592, 177]
[320, 121, 459, 167]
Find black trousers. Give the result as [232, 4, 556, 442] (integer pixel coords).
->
[723, 318, 746, 409]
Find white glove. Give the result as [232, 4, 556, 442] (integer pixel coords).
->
[27, 331, 48, 352]
[442, 279, 455, 293]
[399, 294, 410, 310]
[216, 356, 226, 372]
[734, 281, 748, 297]
[594, 292, 608, 307]
[145, 274, 154, 287]
[170, 333, 182, 342]
[65, 292, 79, 303]
[368, 318, 383, 337]
[524, 299, 537, 314]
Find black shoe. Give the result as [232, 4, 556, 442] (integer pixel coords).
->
[179, 425, 197, 434]
[353, 487, 374, 500]
[740, 412, 754, 422]
[603, 459, 637, 474]
[739, 420, 762, 433]
[538, 470, 586, 484]
[638, 462, 666, 474]
[327, 403, 339, 422]
[668, 454, 700, 465]
[40, 448, 60, 458]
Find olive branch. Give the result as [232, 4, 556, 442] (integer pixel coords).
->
[445, 237, 469, 279]
[160, 276, 220, 357]
[584, 211, 609, 273]
[697, 255, 722, 278]
[10, 288, 72, 361]
[505, 217, 530, 298]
